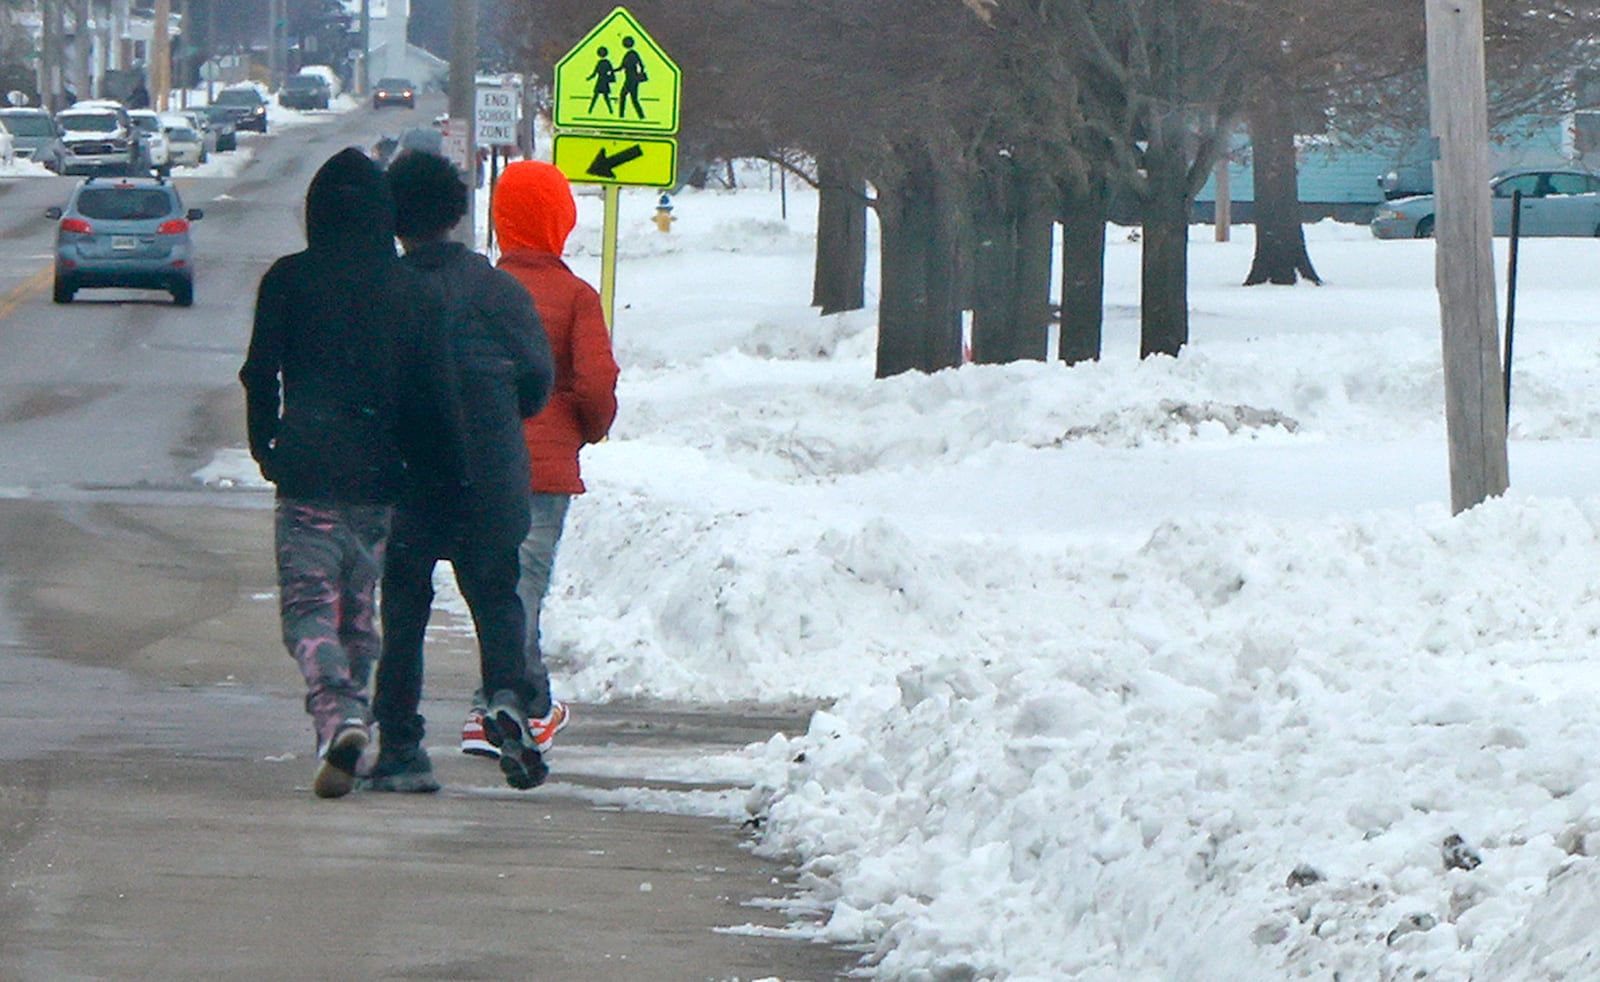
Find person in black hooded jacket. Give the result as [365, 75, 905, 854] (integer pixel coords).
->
[364, 149, 556, 794]
[240, 147, 454, 799]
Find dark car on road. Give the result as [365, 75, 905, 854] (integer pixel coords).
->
[372, 77, 416, 110]
[279, 75, 331, 111]
[196, 105, 238, 152]
[47, 176, 203, 306]
[211, 87, 269, 133]
[0, 108, 67, 172]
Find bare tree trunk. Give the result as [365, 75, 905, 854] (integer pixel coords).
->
[812, 157, 867, 315]
[1059, 175, 1108, 365]
[1012, 181, 1054, 361]
[874, 156, 963, 379]
[1139, 146, 1191, 359]
[1244, 98, 1322, 286]
[971, 165, 1052, 364]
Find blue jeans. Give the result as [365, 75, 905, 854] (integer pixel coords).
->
[474, 493, 570, 718]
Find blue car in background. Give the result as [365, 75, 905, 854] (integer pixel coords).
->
[47, 176, 203, 306]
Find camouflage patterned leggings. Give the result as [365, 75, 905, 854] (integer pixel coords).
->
[274, 499, 391, 750]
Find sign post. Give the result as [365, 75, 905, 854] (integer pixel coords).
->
[551, 6, 681, 330]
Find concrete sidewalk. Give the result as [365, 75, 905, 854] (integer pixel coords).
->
[0, 496, 858, 981]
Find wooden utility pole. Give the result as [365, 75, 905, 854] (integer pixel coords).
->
[1424, 0, 1508, 514]
[152, 0, 170, 109]
[357, 0, 371, 94]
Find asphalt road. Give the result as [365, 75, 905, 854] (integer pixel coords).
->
[0, 100, 858, 981]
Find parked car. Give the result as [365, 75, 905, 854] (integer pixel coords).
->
[278, 74, 330, 111]
[296, 65, 343, 100]
[162, 111, 215, 159]
[0, 119, 13, 165]
[0, 108, 61, 170]
[211, 86, 269, 133]
[126, 109, 171, 174]
[196, 105, 238, 152]
[1371, 168, 1600, 239]
[55, 102, 140, 176]
[372, 77, 416, 110]
[162, 121, 205, 167]
[47, 175, 203, 306]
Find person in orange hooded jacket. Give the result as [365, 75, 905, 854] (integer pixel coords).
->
[459, 160, 620, 757]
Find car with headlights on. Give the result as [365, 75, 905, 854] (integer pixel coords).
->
[372, 77, 416, 110]
[1372, 168, 1600, 239]
[211, 86, 269, 133]
[47, 176, 203, 306]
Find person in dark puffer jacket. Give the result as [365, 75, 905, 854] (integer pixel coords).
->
[366, 150, 556, 793]
[240, 147, 453, 799]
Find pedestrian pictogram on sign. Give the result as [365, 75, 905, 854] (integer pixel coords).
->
[553, 7, 680, 135]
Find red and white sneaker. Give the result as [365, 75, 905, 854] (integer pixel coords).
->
[528, 700, 571, 753]
[460, 709, 500, 758]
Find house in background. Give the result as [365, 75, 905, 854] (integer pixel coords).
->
[349, 0, 445, 91]
[1195, 73, 1600, 225]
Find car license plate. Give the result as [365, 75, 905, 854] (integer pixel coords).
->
[112, 236, 138, 250]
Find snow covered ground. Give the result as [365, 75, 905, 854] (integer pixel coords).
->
[205, 171, 1600, 980]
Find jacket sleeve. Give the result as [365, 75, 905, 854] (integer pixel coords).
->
[569, 281, 619, 444]
[491, 270, 554, 420]
[238, 268, 286, 481]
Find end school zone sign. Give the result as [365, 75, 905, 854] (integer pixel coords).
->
[475, 88, 519, 148]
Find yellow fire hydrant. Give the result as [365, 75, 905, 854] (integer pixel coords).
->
[653, 193, 676, 233]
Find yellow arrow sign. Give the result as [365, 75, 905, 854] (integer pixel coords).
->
[553, 133, 677, 188]
[552, 7, 681, 135]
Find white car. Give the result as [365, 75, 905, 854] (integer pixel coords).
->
[0, 119, 14, 166]
[161, 111, 214, 160]
[162, 121, 205, 167]
[126, 109, 171, 174]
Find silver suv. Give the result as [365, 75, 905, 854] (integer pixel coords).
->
[55, 102, 139, 176]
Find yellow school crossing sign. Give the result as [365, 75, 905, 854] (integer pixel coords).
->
[552, 133, 677, 188]
[553, 7, 681, 136]
[546, 6, 682, 333]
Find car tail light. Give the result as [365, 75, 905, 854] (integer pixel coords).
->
[59, 217, 92, 234]
[158, 218, 190, 235]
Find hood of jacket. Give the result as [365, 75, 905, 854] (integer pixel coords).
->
[304, 147, 396, 260]
[492, 160, 577, 255]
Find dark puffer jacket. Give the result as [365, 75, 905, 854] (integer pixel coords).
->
[400, 240, 554, 547]
[240, 148, 451, 504]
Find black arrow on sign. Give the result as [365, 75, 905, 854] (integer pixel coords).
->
[588, 144, 645, 178]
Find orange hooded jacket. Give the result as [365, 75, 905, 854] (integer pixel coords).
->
[493, 161, 619, 494]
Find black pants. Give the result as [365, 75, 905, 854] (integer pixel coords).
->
[374, 508, 530, 745]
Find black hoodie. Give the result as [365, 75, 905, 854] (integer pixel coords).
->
[240, 148, 451, 503]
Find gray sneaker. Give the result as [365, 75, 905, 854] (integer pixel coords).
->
[484, 690, 549, 790]
[362, 742, 441, 794]
[313, 720, 369, 799]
